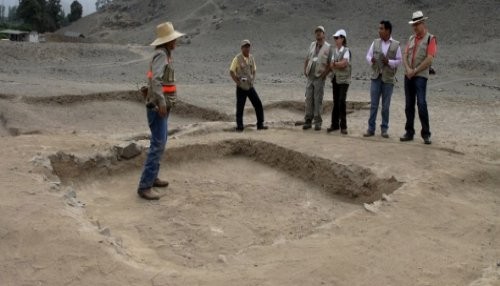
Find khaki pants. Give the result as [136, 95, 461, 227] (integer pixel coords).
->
[304, 77, 325, 126]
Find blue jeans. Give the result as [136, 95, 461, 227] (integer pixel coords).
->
[368, 76, 394, 133]
[138, 108, 168, 190]
[404, 76, 431, 138]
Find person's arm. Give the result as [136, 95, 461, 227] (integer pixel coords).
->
[366, 42, 375, 65]
[320, 47, 332, 79]
[151, 51, 168, 117]
[389, 45, 403, 68]
[333, 49, 350, 69]
[414, 37, 436, 74]
[252, 57, 257, 81]
[229, 57, 240, 85]
[403, 43, 413, 78]
[304, 58, 309, 77]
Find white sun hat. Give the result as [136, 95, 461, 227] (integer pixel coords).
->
[408, 11, 429, 24]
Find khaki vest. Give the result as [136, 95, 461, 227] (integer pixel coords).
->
[371, 38, 400, 84]
[306, 41, 331, 78]
[406, 32, 434, 79]
[332, 47, 351, 85]
[235, 53, 255, 90]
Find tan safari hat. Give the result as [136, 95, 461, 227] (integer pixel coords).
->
[409, 11, 429, 24]
[315, 26, 325, 33]
[241, 39, 251, 47]
[150, 22, 185, 46]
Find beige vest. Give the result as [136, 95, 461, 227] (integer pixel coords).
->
[406, 32, 434, 79]
[235, 53, 255, 90]
[332, 47, 351, 85]
[306, 41, 331, 78]
[371, 38, 400, 84]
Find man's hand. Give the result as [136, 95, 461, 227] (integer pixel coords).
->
[371, 57, 376, 64]
[158, 105, 168, 117]
[382, 57, 389, 66]
[406, 68, 416, 79]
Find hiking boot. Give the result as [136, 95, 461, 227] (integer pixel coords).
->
[327, 126, 339, 133]
[341, 129, 348, 135]
[235, 126, 244, 132]
[381, 131, 389, 138]
[303, 123, 312, 130]
[314, 125, 321, 131]
[423, 137, 432, 145]
[257, 125, 268, 130]
[138, 188, 160, 200]
[363, 131, 375, 137]
[400, 134, 414, 142]
[153, 178, 169, 188]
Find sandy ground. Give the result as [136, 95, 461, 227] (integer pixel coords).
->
[1, 3, 500, 284]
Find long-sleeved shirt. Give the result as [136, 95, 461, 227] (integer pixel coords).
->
[365, 37, 402, 69]
[148, 48, 176, 108]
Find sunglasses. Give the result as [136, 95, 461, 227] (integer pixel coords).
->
[334, 36, 339, 39]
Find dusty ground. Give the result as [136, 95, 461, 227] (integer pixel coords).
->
[1, 1, 500, 284]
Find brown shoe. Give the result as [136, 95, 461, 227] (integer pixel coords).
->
[153, 178, 169, 188]
[138, 188, 160, 200]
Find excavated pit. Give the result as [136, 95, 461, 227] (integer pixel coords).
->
[48, 139, 402, 268]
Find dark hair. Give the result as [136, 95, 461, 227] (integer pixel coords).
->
[380, 20, 392, 34]
[341, 35, 347, 47]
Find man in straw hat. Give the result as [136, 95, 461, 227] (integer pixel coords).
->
[137, 22, 184, 200]
[400, 11, 437, 145]
[303, 25, 332, 131]
[230, 39, 268, 132]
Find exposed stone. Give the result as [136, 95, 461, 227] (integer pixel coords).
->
[115, 142, 142, 160]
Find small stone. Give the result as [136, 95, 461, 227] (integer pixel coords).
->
[217, 254, 227, 264]
[64, 188, 77, 199]
[496, 261, 500, 267]
[381, 193, 393, 202]
[99, 227, 111, 237]
[115, 142, 142, 160]
[364, 201, 382, 214]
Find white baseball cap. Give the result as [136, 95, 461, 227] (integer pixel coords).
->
[333, 29, 347, 38]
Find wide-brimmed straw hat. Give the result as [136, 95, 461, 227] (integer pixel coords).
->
[150, 22, 185, 46]
[408, 11, 429, 25]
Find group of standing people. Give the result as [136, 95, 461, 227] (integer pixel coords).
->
[135, 10, 437, 200]
[301, 11, 436, 144]
[303, 26, 351, 133]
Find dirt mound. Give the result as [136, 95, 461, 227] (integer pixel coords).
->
[46, 137, 402, 268]
[50, 138, 402, 202]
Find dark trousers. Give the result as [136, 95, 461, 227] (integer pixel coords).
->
[331, 80, 349, 129]
[404, 76, 431, 138]
[236, 87, 264, 128]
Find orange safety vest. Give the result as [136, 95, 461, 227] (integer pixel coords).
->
[146, 70, 177, 93]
